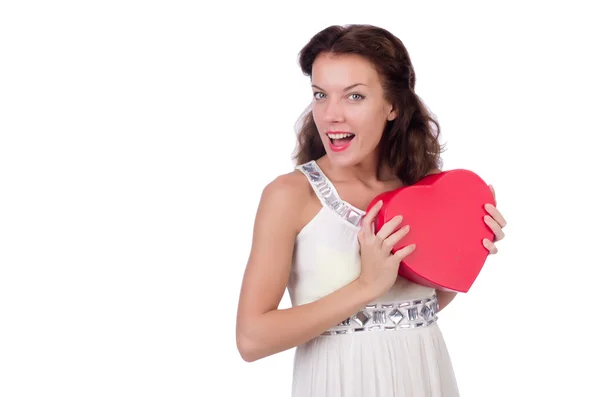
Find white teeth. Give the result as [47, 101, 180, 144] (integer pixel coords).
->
[327, 133, 354, 139]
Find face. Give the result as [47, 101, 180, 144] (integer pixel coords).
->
[311, 52, 397, 167]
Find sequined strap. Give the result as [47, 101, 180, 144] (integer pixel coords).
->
[321, 295, 439, 335]
[296, 161, 364, 227]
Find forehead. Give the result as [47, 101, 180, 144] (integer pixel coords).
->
[311, 52, 381, 90]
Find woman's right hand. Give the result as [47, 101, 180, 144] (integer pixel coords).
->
[357, 200, 416, 301]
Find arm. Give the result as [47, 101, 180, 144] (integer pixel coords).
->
[435, 289, 458, 312]
[235, 173, 373, 362]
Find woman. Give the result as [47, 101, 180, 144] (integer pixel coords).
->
[236, 24, 506, 396]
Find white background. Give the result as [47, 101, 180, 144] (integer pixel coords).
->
[1, 1, 599, 396]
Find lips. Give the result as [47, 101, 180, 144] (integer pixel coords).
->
[326, 131, 355, 152]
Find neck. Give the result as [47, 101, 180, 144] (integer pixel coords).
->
[319, 154, 396, 184]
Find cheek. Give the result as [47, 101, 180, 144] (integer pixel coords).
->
[353, 109, 385, 138]
[311, 107, 326, 130]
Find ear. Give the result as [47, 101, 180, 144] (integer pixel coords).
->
[387, 107, 397, 121]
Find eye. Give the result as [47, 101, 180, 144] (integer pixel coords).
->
[348, 93, 365, 101]
[313, 92, 325, 100]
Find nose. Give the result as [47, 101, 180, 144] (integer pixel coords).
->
[323, 99, 345, 123]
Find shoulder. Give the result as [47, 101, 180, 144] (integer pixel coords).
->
[261, 169, 311, 204]
[256, 169, 313, 233]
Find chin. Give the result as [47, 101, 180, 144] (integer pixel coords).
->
[325, 150, 364, 168]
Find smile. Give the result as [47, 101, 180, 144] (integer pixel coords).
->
[326, 132, 355, 152]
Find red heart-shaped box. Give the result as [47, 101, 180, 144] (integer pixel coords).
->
[366, 169, 495, 293]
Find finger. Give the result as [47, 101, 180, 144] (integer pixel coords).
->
[391, 243, 416, 262]
[376, 215, 404, 240]
[382, 224, 410, 252]
[483, 238, 498, 254]
[484, 215, 505, 241]
[484, 203, 507, 228]
[360, 200, 383, 236]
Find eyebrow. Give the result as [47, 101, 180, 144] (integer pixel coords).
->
[311, 83, 367, 91]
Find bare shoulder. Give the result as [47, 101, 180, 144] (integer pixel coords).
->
[262, 169, 310, 202]
[257, 169, 313, 235]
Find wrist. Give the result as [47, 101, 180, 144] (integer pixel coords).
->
[352, 277, 376, 306]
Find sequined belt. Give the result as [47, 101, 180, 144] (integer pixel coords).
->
[321, 295, 439, 335]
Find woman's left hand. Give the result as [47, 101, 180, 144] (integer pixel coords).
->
[482, 185, 507, 255]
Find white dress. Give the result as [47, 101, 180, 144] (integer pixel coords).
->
[288, 160, 460, 397]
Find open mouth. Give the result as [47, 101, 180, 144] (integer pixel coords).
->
[327, 132, 355, 147]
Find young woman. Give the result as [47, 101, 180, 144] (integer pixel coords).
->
[236, 24, 507, 397]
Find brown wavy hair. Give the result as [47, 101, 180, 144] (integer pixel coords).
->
[292, 24, 445, 185]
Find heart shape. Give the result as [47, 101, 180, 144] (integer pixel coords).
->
[366, 169, 495, 293]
